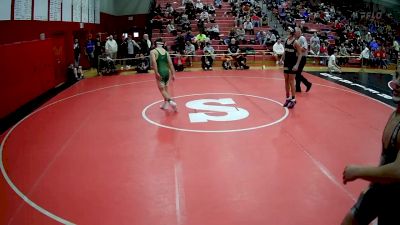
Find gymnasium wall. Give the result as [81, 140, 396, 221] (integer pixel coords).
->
[0, 0, 150, 122]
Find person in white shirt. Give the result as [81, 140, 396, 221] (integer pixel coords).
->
[328, 49, 341, 73]
[195, 0, 203, 13]
[200, 10, 209, 23]
[243, 20, 254, 35]
[273, 39, 284, 65]
[360, 46, 370, 66]
[310, 33, 320, 46]
[105, 35, 118, 59]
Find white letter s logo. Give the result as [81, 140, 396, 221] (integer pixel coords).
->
[186, 98, 249, 123]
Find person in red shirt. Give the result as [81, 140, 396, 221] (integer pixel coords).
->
[319, 42, 329, 65]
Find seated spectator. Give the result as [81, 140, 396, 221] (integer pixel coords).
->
[184, 31, 195, 43]
[369, 38, 379, 51]
[235, 49, 249, 69]
[243, 19, 254, 35]
[184, 41, 195, 66]
[251, 13, 261, 27]
[214, 0, 222, 9]
[310, 32, 320, 46]
[151, 14, 164, 33]
[319, 42, 329, 65]
[207, 24, 220, 40]
[208, 4, 216, 15]
[197, 19, 206, 33]
[202, 42, 215, 70]
[195, 0, 204, 13]
[264, 31, 276, 46]
[221, 53, 233, 69]
[310, 41, 321, 64]
[273, 39, 284, 65]
[328, 50, 341, 73]
[194, 31, 208, 49]
[200, 10, 210, 23]
[235, 15, 244, 27]
[236, 27, 246, 44]
[173, 51, 186, 71]
[338, 43, 350, 65]
[167, 22, 178, 36]
[136, 54, 150, 73]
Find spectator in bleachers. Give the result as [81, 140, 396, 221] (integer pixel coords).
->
[184, 31, 195, 43]
[264, 31, 277, 46]
[214, 0, 222, 9]
[167, 21, 178, 36]
[173, 33, 186, 52]
[197, 19, 206, 33]
[184, 41, 195, 66]
[208, 4, 216, 15]
[235, 15, 244, 27]
[236, 27, 246, 44]
[195, 0, 204, 13]
[251, 13, 261, 27]
[309, 41, 320, 64]
[360, 46, 370, 66]
[258, 31, 267, 45]
[319, 42, 329, 65]
[369, 38, 379, 51]
[166, 3, 174, 14]
[328, 49, 341, 73]
[364, 32, 373, 44]
[338, 43, 350, 66]
[202, 42, 215, 70]
[208, 24, 220, 40]
[310, 32, 320, 46]
[194, 31, 208, 49]
[151, 14, 165, 33]
[244, 19, 254, 35]
[273, 39, 284, 65]
[136, 53, 150, 73]
[200, 10, 210, 23]
[173, 51, 186, 71]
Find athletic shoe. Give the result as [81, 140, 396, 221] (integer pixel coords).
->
[160, 101, 169, 110]
[283, 99, 291, 107]
[306, 83, 312, 92]
[169, 100, 178, 111]
[287, 100, 296, 109]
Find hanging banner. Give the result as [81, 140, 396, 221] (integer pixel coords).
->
[62, 0, 72, 21]
[50, 0, 61, 21]
[72, 0, 81, 22]
[34, 0, 48, 21]
[0, 0, 12, 20]
[14, 0, 32, 20]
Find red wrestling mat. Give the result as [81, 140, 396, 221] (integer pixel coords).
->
[0, 70, 392, 225]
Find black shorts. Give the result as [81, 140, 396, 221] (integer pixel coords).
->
[352, 184, 400, 225]
[283, 56, 297, 74]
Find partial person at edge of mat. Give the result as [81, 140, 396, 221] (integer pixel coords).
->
[280, 26, 302, 109]
[150, 38, 177, 111]
[294, 27, 312, 93]
[341, 70, 400, 225]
